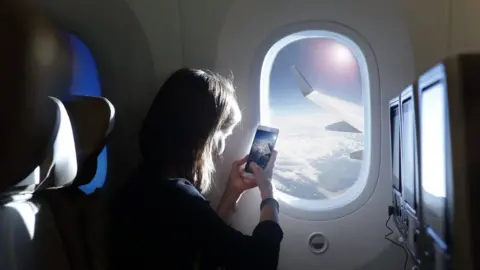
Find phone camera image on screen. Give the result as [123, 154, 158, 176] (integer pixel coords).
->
[245, 127, 279, 173]
[401, 98, 416, 209]
[420, 82, 447, 245]
[391, 105, 401, 191]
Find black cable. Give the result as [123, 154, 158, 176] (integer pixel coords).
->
[384, 214, 409, 270]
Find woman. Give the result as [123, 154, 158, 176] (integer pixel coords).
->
[110, 68, 283, 270]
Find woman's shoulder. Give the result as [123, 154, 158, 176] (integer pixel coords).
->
[164, 177, 205, 200]
[115, 166, 206, 205]
[132, 164, 205, 200]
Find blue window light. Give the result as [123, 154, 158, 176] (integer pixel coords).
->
[68, 33, 107, 195]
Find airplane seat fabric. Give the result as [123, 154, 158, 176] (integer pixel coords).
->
[30, 97, 78, 270]
[34, 96, 116, 270]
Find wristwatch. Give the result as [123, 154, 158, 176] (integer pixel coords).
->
[260, 197, 279, 211]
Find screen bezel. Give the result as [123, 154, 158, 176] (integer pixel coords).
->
[245, 125, 279, 173]
[400, 86, 417, 213]
[417, 63, 452, 252]
[389, 97, 401, 193]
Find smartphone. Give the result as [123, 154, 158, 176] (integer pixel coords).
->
[244, 125, 279, 178]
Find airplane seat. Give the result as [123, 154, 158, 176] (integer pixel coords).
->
[0, 0, 73, 191]
[34, 95, 116, 270]
[0, 1, 80, 269]
[0, 97, 78, 270]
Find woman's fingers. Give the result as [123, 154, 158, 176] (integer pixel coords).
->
[243, 177, 258, 188]
[249, 162, 259, 175]
[265, 150, 278, 171]
[233, 154, 249, 167]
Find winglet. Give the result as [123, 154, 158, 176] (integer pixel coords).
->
[349, 150, 363, 160]
[290, 65, 314, 97]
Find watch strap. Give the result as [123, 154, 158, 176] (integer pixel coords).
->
[260, 197, 279, 211]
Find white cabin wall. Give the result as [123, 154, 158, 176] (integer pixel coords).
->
[177, 0, 233, 69]
[398, 0, 450, 75]
[451, 0, 480, 54]
[399, 0, 480, 75]
[125, 0, 183, 86]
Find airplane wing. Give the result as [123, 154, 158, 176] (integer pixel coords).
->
[290, 65, 364, 160]
[325, 121, 361, 134]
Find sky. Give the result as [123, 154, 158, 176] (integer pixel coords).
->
[268, 38, 365, 200]
[269, 38, 362, 117]
[254, 129, 278, 142]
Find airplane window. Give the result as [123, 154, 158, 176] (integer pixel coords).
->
[68, 33, 108, 195]
[263, 34, 367, 207]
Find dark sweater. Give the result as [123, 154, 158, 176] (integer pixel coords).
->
[110, 166, 283, 270]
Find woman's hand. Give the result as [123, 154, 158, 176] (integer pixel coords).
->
[217, 151, 278, 222]
[249, 150, 277, 200]
[251, 151, 279, 223]
[217, 155, 256, 222]
[226, 155, 257, 197]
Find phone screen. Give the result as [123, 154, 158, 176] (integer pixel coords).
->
[245, 126, 279, 173]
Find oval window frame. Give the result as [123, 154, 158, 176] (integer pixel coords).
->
[251, 21, 381, 220]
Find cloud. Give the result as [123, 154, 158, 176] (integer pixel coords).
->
[271, 112, 364, 200]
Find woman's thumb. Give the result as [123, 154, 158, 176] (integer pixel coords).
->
[249, 162, 259, 174]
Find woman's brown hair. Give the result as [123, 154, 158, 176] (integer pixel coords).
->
[139, 68, 241, 192]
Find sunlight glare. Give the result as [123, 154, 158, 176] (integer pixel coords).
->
[331, 43, 354, 66]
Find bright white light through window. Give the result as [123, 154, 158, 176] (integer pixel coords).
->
[331, 43, 355, 66]
[268, 38, 365, 200]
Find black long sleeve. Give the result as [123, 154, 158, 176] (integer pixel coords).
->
[110, 177, 283, 270]
[184, 191, 283, 270]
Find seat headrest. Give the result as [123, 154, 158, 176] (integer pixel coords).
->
[1, 97, 78, 197]
[63, 95, 115, 187]
[0, 0, 73, 194]
[35, 97, 78, 190]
